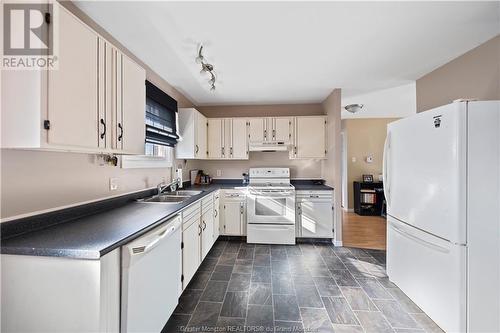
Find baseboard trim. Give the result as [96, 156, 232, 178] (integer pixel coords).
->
[333, 240, 343, 247]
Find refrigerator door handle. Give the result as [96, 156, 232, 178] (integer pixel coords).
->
[383, 133, 391, 207]
[390, 221, 449, 253]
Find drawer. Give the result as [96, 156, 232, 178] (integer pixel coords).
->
[182, 201, 201, 222]
[201, 195, 213, 212]
[182, 213, 200, 231]
[296, 190, 333, 199]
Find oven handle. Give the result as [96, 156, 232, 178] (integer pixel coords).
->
[248, 190, 295, 197]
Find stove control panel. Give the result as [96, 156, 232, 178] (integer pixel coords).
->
[249, 168, 290, 178]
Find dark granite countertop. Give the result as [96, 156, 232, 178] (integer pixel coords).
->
[0, 180, 330, 260]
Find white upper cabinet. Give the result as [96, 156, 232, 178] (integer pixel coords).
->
[99, 41, 145, 154]
[176, 108, 207, 159]
[207, 118, 224, 159]
[230, 118, 248, 159]
[248, 118, 266, 143]
[1, 3, 146, 154]
[120, 55, 146, 154]
[207, 118, 248, 160]
[292, 116, 327, 159]
[47, 4, 99, 150]
[247, 117, 293, 144]
[273, 117, 293, 143]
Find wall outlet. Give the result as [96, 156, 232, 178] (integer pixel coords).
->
[351, 157, 357, 163]
[216, 170, 222, 177]
[109, 178, 119, 191]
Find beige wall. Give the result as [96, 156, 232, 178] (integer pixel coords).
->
[0, 2, 196, 220]
[198, 152, 323, 180]
[321, 89, 342, 244]
[197, 104, 324, 118]
[342, 118, 398, 209]
[416, 35, 500, 112]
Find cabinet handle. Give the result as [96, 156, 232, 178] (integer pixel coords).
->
[230, 147, 233, 157]
[195, 145, 199, 154]
[222, 147, 225, 157]
[198, 224, 202, 236]
[100, 119, 106, 139]
[202, 221, 206, 231]
[294, 146, 297, 156]
[214, 209, 218, 218]
[264, 129, 267, 140]
[272, 129, 276, 140]
[118, 123, 123, 141]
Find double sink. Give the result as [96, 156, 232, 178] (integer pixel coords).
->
[137, 190, 204, 204]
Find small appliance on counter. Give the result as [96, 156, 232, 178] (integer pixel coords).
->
[190, 170, 212, 185]
[242, 173, 249, 185]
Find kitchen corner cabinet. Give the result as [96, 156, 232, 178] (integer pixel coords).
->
[296, 191, 334, 238]
[207, 118, 248, 160]
[1, 250, 120, 333]
[1, 3, 146, 154]
[291, 116, 327, 159]
[176, 108, 207, 159]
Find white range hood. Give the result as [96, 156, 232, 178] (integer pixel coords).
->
[248, 142, 290, 152]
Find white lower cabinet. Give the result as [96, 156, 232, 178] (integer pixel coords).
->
[1, 250, 120, 333]
[221, 190, 246, 236]
[213, 191, 221, 239]
[181, 192, 219, 290]
[201, 209, 215, 259]
[181, 203, 202, 289]
[296, 191, 334, 238]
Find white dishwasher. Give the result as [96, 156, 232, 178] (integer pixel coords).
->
[121, 215, 181, 333]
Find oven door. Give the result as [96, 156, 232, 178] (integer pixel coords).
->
[247, 189, 295, 225]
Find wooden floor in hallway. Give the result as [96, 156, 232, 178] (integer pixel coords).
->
[342, 211, 387, 250]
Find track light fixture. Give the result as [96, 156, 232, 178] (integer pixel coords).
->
[197, 45, 216, 91]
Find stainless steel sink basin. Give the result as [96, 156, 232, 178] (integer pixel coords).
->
[137, 189, 204, 204]
[138, 195, 189, 204]
[173, 190, 203, 196]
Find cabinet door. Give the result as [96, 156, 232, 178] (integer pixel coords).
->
[248, 118, 265, 143]
[195, 113, 207, 159]
[231, 118, 248, 159]
[295, 117, 326, 159]
[207, 119, 223, 159]
[300, 200, 333, 238]
[182, 220, 201, 288]
[214, 195, 220, 240]
[201, 209, 214, 260]
[48, 6, 98, 149]
[274, 117, 292, 143]
[223, 201, 242, 235]
[120, 55, 146, 154]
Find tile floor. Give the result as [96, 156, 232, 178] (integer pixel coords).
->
[162, 240, 443, 333]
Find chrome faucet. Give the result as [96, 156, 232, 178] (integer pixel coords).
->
[157, 178, 181, 196]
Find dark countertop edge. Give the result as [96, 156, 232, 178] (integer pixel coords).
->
[0, 186, 221, 260]
[1, 180, 332, 260]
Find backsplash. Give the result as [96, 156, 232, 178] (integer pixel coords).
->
[195, 151, 323, 180]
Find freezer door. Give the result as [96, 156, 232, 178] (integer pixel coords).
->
[384, 102, 467, 244]
[387, 216, 466, 333]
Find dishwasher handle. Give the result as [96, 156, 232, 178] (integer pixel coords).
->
[128, 217, 181, 257]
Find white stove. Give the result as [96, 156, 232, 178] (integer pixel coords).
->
[246, 168, 296, 245]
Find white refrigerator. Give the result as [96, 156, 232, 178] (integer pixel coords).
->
[384, 101, 500, 333]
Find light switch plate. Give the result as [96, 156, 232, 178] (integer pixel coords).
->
[216, 170, 222, 177]
[109, 178, 119, 191]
